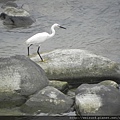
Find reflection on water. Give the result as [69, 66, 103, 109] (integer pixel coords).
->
[0, 0, 120, 63]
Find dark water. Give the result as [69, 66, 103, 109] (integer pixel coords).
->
[0, 0, 120, 63]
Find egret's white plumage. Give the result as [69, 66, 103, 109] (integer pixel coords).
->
[26, 32, 49, 45]
[26, 23, 66, 61]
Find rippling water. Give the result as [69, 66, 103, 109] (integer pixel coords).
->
[0, 0, 120, 63]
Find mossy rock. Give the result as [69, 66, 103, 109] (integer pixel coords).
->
[49, 80, 69, 93]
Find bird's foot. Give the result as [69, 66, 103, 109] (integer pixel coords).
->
[39, 59, 48, 63]
[41, 60, 44, 62]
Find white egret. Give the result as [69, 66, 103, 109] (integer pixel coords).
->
[26, 23, 66, 61]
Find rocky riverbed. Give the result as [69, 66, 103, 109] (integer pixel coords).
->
[0, 49, 120, 116]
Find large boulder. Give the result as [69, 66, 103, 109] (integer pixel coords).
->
[75, 83, 120, 116]
[0, 2, 34, 27]
[0, 55, 49, 108]
[31, 49, 120, 85]
[21, 86, 73, 114]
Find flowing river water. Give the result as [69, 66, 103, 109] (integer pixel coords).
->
[0, 0, 120, 63]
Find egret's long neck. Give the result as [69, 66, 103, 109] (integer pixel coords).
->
[49, 25, 55, 38]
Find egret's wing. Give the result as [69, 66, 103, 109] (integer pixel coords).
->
[26, 32, 49, 45]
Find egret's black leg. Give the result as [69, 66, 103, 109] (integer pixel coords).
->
[27, 46, 30, 56]
[37, 46, 43, 62]
[27, 44, 32, 56]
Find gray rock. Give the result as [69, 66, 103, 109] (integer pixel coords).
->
[0, 3, 35, 27]
[0, 92, 26, 108]
[0, 55, 49, 108]
[21, 86, 73, 114]
[3, 7, 30, 17]
[1, 1, 18, 9]
[98, 80, 119, 89]
[49, 80, 69, 93]
[67, 89, 76, 100]
[75, 84, 120, 116]
[31, 49, 120, 84]
[0, 107, 23, 116]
